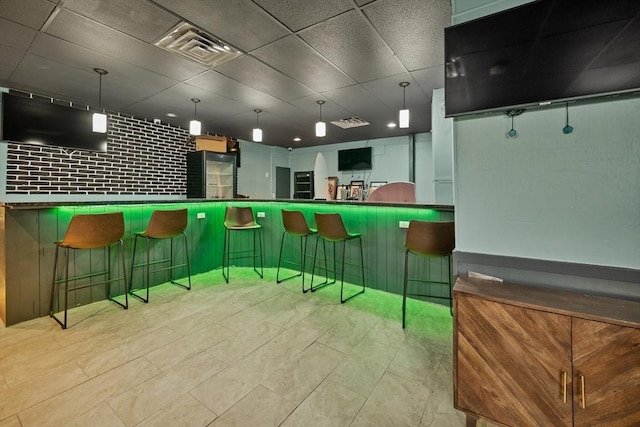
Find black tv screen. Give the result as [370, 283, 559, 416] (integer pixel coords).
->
[444, 0, 640, 117]
[338, 147, 372, 171]
[1, 92, 108, 152]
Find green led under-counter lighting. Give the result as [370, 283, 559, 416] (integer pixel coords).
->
[50, 200, 453, 309]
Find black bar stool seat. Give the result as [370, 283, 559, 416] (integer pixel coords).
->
[129, 208, 191, 303]
[311, 212, 365, 303]
[222, 206, 263, 283]
[276, 209, 317, 292]
[402, 220, 455, 328]
[49, 212, 128, 329]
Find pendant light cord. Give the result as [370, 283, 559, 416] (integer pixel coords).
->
[403, 86, 406, 109]
[98, 74, 102, 110]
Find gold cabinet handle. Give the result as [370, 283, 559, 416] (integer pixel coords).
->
[579, 375, 586, 409]
[562, 371, 567, 403]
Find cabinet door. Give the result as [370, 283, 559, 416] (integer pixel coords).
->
[572, 319, 640, 427]
[455, 294, 573, 426]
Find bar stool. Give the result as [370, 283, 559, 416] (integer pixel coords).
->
[49, 212, 128, 329]
[311, 212, 365, 303]
[222, 206, 263, 283]
[276, 209, 317, 292]
[129, 208, 191, 303]
[402, 220, 455, 329]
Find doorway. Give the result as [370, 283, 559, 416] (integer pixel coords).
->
[275, 166, 290, 199]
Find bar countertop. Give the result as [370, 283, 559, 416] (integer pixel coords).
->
[1, 199, 455, 211]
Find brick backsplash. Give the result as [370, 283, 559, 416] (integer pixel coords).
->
[6, 113, 195, 195]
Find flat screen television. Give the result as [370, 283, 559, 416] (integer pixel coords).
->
[1, 92, 108, 152]
[338, 147, 372, 171]
[444, 0, 640, 117]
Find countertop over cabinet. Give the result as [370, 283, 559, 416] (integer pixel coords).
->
[453, 275, 640, 427]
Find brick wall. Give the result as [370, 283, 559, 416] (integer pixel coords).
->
[5, 113, 194, 195]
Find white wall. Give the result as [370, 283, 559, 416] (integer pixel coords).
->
[236, 140, 289, 199]
[454, 96, 640, 269]
[432, 88, 454, 204]
[285, 133, 435, 203]
[451, 0, 640, 270]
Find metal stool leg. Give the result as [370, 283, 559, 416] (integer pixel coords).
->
[340, 237, 366, 304]
[256, 227, 264, 278]
[182, 232, 192, 290]
[402, 250, 410, 329]
[222, 228, 230, 283]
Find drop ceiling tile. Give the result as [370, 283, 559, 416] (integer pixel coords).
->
[321, 84, 391, 116]
[0, 0, 56, 30]
[0, 45, 25, 81]
[288, 94, 352, 121]
[363, 0, 451, 71]
[215, 55, 315, 101]
[361, 74, 429, 112]
[253, 0, 353, 31]
[152, 0, 289, 52]
[126, 83, 248, 131]
[299, 10, 405, 83]
[26, 34, 179, 103]
[62, 0, 180, 43]
[411, 65, 444, 95]
[45, 9, 206, 81]
[0, 17, 38, 50]
[186, 71, 284, 109]
[252, 35, 355, 92]
[8, 55, 105, 105]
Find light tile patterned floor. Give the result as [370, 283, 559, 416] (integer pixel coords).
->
[0, 268, 467, 426]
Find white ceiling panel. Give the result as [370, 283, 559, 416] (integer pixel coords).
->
[253, 0, 353, 31]
[363, 0, 451, 71]
[299, 10, 405, 83]
[252, 35, 355, 92]
[0, 0, 56, 30]
[215, 55, 315, 101]
[62, 0, 180, 43]
[45, 9, 206, 81]
[151, 0, 289, 52]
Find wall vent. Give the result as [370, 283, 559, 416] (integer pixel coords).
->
[330, 117, 370, 129]
[155, 22, 243, 68]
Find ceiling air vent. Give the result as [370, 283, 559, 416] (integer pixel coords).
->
[155, 22, 243, 68]
[330, 117, 370, 129]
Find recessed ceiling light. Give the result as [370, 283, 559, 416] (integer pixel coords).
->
[293, 137, 301, 142]
[387, 122, 397, 128]
[166, 112, 178, 117]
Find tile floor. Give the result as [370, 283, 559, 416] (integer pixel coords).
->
[0, 268, 468, 427]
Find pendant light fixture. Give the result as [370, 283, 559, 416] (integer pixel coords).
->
[399, 82, 410, 129]
[92, 68, 108, 133]
[189, 98, 201, 135]
[252, 109, 263, 142]
[315, 100, 326, 137]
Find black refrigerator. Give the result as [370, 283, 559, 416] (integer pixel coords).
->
[186, 150, 237, 198]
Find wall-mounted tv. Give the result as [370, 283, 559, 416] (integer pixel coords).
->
[338, 147, 372, 171]
[444, 0, 640, 117]
[1, 92, 108, 152]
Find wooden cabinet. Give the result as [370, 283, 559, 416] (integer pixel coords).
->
[454, 276, 640, 427]
[572, 319, 640, 426]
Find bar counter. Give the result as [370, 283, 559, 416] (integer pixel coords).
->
[0, 199, 454, 326]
